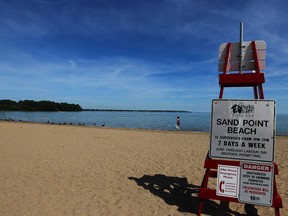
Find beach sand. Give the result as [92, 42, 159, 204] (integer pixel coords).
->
[0, 122, 287, 216]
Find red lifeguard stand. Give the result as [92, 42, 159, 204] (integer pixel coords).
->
[197, 24, 283, 216]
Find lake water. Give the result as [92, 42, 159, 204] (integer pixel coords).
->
[0, 111, 287, 135]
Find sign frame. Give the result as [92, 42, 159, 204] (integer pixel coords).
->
[209, 99, 276, 162]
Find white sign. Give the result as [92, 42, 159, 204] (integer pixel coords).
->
[216, 165, 240, 198]
[239, 161, 274, 206]
[210, 99, 275, 162]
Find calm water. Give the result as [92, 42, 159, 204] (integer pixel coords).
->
[0, 111, 287, 135]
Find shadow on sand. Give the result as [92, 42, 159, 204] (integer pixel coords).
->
[128, 174, 258, 216]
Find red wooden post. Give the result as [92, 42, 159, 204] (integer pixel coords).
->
[253, 86, 259, 99]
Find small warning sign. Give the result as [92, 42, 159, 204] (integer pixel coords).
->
[239, 161, 274, 206]
[216, 165, 240, 198]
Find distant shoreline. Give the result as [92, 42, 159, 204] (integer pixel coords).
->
[0, 109, 192, 113]
[0, 99, 191, 113]
[83, 109, 192, 113]
[0, 99, 82, 111]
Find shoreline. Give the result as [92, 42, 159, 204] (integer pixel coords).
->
[1, 110, 288, 136]
[0, 119, 210, 134]
[1, 120, 287, 137]
[1, 122, 287, 215]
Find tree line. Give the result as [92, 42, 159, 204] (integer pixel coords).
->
[0, 100, 83, 111]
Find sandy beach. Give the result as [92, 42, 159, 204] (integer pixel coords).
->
[0, 122, 287, 216]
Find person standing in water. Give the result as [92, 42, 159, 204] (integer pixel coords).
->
[175, 116, 180, 130]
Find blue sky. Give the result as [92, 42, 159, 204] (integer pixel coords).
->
[0, 0, 288, 112]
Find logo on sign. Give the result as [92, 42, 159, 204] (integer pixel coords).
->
[231, 102, 254, 116]
[250, 196, 260, 201]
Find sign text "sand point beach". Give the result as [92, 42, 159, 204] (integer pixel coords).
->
[216, 119, 270, 135]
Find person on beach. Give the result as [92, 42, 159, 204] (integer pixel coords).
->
[175, 116, 180, 130]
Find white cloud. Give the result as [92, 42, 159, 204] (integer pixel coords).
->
[0, 0, 288, 111]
